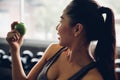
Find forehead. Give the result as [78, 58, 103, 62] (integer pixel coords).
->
[61, 10, 71, 20]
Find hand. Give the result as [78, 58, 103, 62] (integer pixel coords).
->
[6, 21, 24, 52]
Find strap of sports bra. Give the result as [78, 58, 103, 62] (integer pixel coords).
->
[68, 62, 96, 80]
[37, 47, 67, 80]
[46, 47, 67, 68]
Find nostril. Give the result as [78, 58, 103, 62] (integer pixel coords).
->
[56, 25, 59, 30]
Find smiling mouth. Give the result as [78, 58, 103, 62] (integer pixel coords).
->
[57, 33, 60, 40]
[57, 36, 60, 40]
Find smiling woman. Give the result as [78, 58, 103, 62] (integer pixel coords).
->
[5, 0, 118, 80]
[0, 0, 120, 80]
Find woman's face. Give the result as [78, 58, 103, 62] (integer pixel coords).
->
[56, 11, 75, 47]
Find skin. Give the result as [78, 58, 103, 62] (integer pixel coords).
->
[6, 11, 103, 80]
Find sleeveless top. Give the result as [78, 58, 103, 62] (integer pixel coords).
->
[37, 47, 96, 80]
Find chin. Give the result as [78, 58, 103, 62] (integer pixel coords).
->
[58, 41, 62, 46]
[58, 38, 68, 46]
[58, 41, 67, 47]
[58, 40, 63, 46]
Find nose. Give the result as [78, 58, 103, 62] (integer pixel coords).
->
[56, 24, 60, 30]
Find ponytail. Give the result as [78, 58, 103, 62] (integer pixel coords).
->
[94, 7, 117, 80]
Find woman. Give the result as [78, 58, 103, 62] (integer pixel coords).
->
[6, 0, 117, 80]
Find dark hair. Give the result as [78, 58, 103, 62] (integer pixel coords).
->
[65, 0, 117, 79]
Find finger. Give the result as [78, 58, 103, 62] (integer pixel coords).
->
[11, 21, 19, 30]
[15, 30, 21, 36]
[14, 33, 21, 41]
[6, 33, 14, 42]
[6, 31, 19, 41]
[6, 35, 14, 42]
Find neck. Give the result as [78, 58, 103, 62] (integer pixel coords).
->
[66, 41, 94, 67]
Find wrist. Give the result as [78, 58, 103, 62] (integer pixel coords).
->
[9, 48, 20, 54]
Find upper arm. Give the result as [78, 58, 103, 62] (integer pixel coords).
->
[27, 43, 62, 80]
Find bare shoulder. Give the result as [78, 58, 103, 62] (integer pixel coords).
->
[82, 68, 103, 80]
[27, 43, 63, 79]
[43, 43, 63, 61]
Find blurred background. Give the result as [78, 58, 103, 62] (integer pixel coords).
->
[0, 0, 120, 80]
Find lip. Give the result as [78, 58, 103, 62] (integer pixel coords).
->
[58, 37, 60, 40]
[57, 36, 60, 40]
[57, 33, 59, 35]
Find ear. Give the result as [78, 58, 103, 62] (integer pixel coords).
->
[73, 23, 83, 37]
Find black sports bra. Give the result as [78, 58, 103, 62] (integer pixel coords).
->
[37, 47, 96, 80]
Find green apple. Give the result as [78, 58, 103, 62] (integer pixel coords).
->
[14, 22, 26, 35]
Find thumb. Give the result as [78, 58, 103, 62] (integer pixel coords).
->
[11, 21, 19, 30]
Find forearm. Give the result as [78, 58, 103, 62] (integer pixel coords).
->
[10, 49, 27, 80]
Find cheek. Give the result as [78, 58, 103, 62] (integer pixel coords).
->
[58, 26, 74, 45]
[58, 24, 65, 34]
[59, 23, 73, 37]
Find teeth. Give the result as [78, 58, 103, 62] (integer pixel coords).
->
[57, 33, 60, 37]
[57, 33, 60, 39]
[57, 35, 60, 38]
